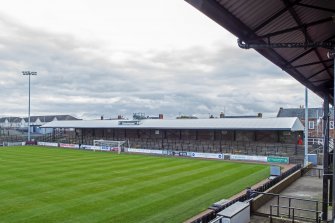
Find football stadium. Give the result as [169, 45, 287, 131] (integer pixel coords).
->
[1, 1, 335, 223]
[0, 116, 316, 222]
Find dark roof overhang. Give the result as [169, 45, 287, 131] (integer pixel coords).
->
[185, 0, 335, 102]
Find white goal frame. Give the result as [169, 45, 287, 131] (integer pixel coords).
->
[93, 139, 127, 154]
[3, 142, 25, 146]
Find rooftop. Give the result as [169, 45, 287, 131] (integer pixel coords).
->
[277, 107, 334, 119]
[42, 117, 304, 131]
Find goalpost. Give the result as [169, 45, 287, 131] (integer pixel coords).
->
[93, 139, 127, 154]
[3, 142, 25, 146]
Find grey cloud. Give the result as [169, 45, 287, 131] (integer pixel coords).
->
[0, 15, 321, 119]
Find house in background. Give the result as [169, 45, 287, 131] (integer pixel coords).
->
[0, 117, 23, 128]
[0, 115, 80, 134]
[28, 115, 81, 134]
[277, 107, 334, 138]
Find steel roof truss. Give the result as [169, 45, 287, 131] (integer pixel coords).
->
[289, 59, 333, 69]
[258, 17, 332, 39]
[252, 0, 301, 33]
[284, 0, 334, 85]
[238, 39, 335, 49]
[307, 64, 333, 80]
[288, 35, 335, 64]
[296, 3, 335, 13]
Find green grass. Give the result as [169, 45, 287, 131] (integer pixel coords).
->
[0, 146, 269, 223]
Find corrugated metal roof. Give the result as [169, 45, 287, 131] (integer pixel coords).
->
[186, 0, 335, 102]
[42, 117, 304, 131]
[277, 107, 334, 119]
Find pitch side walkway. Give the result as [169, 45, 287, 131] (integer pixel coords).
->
[250, 173, 323, 222]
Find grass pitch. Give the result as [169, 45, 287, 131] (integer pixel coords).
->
[0, 146, 269, 223]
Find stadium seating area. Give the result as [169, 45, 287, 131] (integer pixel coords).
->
[24, 131, 306, 164]
[0, 129, 308, 164]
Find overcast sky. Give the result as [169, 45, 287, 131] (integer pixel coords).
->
[0, 0, 323, 120]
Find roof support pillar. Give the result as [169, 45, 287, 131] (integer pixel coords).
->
[331, 50, 335, 222]
[304, 87, 308, 167]
[323, 92, 330, 220]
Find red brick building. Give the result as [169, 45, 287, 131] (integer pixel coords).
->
[277, 107, 334, 138]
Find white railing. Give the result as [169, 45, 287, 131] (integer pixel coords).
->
[308, 137, 334, 151]
[308, 137, 323, 145]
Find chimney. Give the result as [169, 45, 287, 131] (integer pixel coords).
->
[257, 113, 262, 118]
[159, 114, 163, 119]
[220, 112, 225, 118]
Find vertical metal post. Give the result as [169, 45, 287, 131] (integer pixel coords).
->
[289, 198, 291, 217]
[22, 71, 36, 142]
[315, 201, 319, 222]
[317, 109, 319, 137]
[332, 51, 335, 221]
[277, 195, 280, 216]
[323, 94, 329, 221]
[304, 87, 309, 167]
[28, 74, 31, 141]
[292, 208, 295, 222]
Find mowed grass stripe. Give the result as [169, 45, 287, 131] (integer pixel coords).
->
[0, 153, 221, 199]
[59, 165, 262, 223]
[0, 158, 237, 214]
[0, 148, 199, 182]
[143, 167, 268, 223]
[0, 147, 156, 173]
[0, 158, 229, 209]
[0, 146, 269, 223]
[2, 163, 256, 223]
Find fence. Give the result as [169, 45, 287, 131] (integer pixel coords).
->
[251, 190, 322, 222]
[302, 167, 323, 178]
[309, 137, 334, 151]
[270, 204, 321, 223]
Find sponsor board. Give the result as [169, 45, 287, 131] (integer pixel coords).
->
[127, 148, 163, 155]
[191, 152, 224, 159]
[177, 151, 188, 157]
[59, 143, 79, 149]
[100, 146, 116, 151]
[169, 151, 190, 157]
[230, 154, 267, 162]
[81, 145, 101, 150]
[267, 156, 289, 164]
[37, 142, 58, 147]
[110, 147, 120, 152]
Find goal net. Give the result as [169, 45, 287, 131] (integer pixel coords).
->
[93, 140, 127, 154]
[3, 142, 25, 146]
